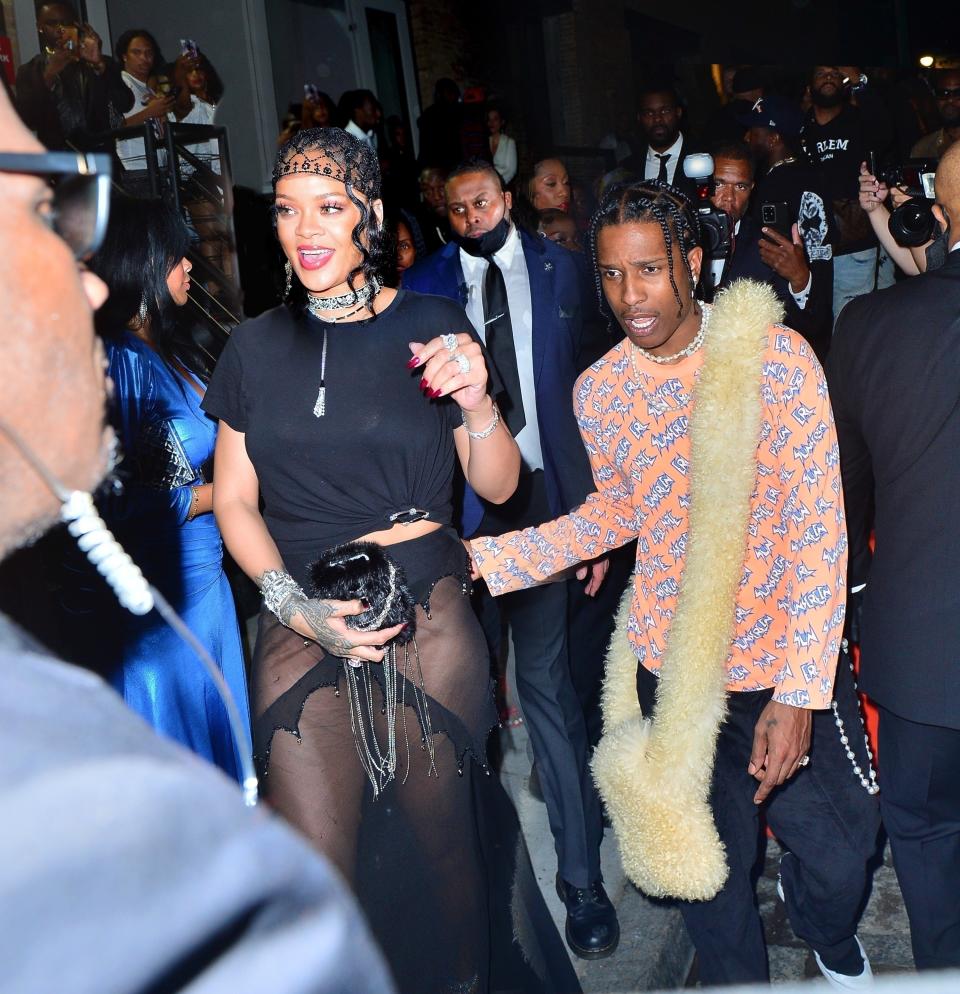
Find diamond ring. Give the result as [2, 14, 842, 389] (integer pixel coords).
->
[441, 333, 458, 353]
[799, 755, 810, 767]
[454, 352, 471, 375]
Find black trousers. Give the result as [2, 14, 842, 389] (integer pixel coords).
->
[637, 657, 881, 985]
[567, 541, 635, 749]
[877, 705, 960, 970]
[473, 471, 603, 888]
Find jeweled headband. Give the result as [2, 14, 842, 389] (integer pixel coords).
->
[273, 126, 381, 201]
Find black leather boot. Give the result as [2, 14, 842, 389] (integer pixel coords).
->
[555, 875, 620, 959]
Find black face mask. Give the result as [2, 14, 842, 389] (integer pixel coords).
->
[453, 217, 511, 257]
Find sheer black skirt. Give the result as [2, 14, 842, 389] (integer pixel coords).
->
[253, 528, 580, 994]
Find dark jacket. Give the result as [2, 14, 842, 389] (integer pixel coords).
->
[826, 248, 960, 729]
[718, 161, 835, 361]
[402, 228, 594, 537]
[719, 214, 830, 362]
[15, 53, 131, 151]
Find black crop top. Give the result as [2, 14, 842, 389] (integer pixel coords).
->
[202, 290, 480, 589]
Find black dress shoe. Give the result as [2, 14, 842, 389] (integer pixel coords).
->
[555, 875, 620, 960]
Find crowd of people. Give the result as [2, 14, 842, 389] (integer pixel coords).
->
[3, 8, 960, 990]
[13, 3, 225, 188]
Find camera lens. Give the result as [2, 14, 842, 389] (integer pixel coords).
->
[888, 198, 938, 248]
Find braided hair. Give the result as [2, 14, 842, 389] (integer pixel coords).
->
[588, 179, 700, 332]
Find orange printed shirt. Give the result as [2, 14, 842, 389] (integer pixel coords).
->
[472, 324, 847, 709]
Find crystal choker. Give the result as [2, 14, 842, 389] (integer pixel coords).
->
[306, 277, 381, 320]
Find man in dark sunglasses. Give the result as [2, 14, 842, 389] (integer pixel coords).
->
[912, 68, 960, 159]
[0, 89, 394, 994]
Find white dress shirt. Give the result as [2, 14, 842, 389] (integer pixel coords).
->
[343, 118, 377, 152]
[459, 224, 543, 471]
[345, 118, 377, 152]
[643, 133, 683, 185]
[490, 133, 517, 185]
[117, 71, 159, 171]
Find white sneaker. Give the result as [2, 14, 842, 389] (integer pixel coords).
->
[776, 864, 874, 988]
[813, 936, 874, 989]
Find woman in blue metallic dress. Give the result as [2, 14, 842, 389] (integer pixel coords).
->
[74, 194, 249, 779]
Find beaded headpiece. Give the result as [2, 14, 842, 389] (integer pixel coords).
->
[273, 127, 381, 200]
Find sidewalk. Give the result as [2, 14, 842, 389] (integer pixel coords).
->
[499, 717, 914, 991]
[497, 721, 694, 992]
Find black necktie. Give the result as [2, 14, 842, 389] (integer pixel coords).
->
[655, 152, 671, 182]
[482, 258, 526, 436]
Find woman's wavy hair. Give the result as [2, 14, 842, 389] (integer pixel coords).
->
[588, 179, 701, 332]
[89, 194, 211, 381]
[273, 128, 387, 317]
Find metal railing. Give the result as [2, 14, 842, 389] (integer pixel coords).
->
[101, 120, 243, 347]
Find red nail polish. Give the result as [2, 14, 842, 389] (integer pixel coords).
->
[430, 388, 443, 398]
[406, 356, 421, 369]
[360, 598, 371, 609]
[420, 379, 430, 391]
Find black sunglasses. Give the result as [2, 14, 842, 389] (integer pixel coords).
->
[935, 87, 960, 100]
[0, 151, 112, 259]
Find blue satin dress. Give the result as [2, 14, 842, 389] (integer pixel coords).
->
[97, 332, 250, 780]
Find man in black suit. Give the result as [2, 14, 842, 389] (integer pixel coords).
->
[826, 142, 960, 971]
[403, 159, 620, 959]
[709, 141, 833, 360]
[623, 83, 698, 200]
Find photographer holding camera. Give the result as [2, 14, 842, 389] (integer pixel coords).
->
[706, 140, 833, 360]
[15, 2, 132, 151]
[858, 162, 939, 277]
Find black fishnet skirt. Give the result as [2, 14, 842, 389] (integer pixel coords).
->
[253, 528, 581, 994]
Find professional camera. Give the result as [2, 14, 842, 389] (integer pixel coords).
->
[683, 152, 735, 261]
[869, 152, 940, 248]
[871, 156, 938, 200]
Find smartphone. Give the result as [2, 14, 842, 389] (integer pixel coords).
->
[180, 38, 199, 60]
[61, 23, 79, 52]
[760, 202, 792, 242]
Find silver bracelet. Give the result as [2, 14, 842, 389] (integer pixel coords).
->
[462, 403, 500, 440]
[260, 569, 306, 627]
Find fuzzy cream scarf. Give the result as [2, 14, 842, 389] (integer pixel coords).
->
[591, 279, 783, 901]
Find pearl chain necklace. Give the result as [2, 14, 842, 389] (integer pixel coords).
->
[630, 304, 711, 379]
[833, 641, 880, 795]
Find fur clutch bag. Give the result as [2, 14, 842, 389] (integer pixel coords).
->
[308, 541, 416, 644]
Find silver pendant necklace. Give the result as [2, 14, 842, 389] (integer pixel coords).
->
[307, 278, 382, 417]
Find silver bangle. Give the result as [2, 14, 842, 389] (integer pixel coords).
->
[260, 569, 306, 627]
[462, 403, 500, 439]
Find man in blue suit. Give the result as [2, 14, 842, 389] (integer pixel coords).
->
[403, 158, 620, 960]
